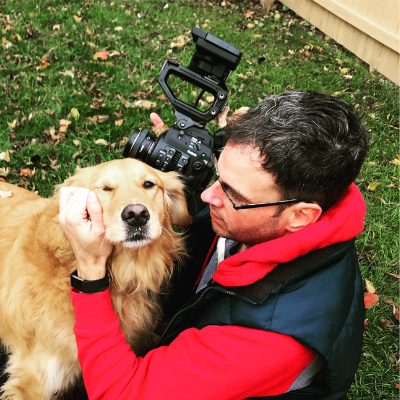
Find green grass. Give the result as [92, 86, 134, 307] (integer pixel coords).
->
[0, 0, 399, 398]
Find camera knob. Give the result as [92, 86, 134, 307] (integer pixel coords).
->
[187, 175, 196, 184]
[193, 161, 204, 171]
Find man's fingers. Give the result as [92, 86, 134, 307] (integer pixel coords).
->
[150, 113, 164, 129]
[87, 191, 106, 234]
[59, 186, 81, 211]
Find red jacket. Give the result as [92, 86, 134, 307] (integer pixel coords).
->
[71, 184, 365, 399]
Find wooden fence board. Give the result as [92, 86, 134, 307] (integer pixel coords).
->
[279, 0, 400, 85]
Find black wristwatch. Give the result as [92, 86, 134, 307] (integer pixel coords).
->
[70, 270, 111, 294]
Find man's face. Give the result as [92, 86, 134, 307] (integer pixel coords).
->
[201, 142, 291, 248]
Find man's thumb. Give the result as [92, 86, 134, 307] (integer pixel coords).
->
[87, 191, 105, 231]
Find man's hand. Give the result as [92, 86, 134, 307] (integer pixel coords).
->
[59, 187, 113, 281]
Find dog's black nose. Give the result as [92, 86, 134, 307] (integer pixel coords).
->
[121, 204, 150, 227]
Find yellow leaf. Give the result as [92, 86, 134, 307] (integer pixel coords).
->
[369, 113, 376, 119]
[53, 24, 61, 31]
[371, 195, 387, 205]
[236, 73, 247, 79]
[367, 182, 380, 191]
[95, 139, 109, 146]
[71, 108, 80, 120]
[254, 34, 262, 38]
[7, 119, 17, 128]
[339, 67, 349, 75]
[364, 278, 376, 294]
[389, 159, 400, 166]
[29, 13, 35, 18]
[73, 15, 82, 23]
[247, 23, 255, 28]
[336, 58, 343, 65]
[133, 100, 157, 110]
[115, 119, 123, 126]
[0, 150, 11, 163]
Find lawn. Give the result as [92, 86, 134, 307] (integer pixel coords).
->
[0, 0, 399, 398]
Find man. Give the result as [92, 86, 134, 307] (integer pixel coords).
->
[60, 90, 369, 399]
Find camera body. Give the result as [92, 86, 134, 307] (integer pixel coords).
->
[124, 27, 242, 215]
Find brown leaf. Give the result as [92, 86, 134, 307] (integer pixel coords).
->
[380, 319, 394, 330]
[383, 298, 400, 308]
[115, 119, 123, 126]
[385, 272, 400, 280]
[86, 115, 110, 124]
[393, 307, 400, 321]
[363, 319, 369, 337]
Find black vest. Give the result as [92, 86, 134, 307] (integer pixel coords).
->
[158, 206, 365, 400]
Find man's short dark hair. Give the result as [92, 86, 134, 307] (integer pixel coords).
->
[224, 90, 369, 211]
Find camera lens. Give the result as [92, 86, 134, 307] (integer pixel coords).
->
[124, 129, 157, 161]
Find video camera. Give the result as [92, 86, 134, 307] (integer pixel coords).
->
[123, 27, 242, 215]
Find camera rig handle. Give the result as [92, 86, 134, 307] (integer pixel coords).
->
[157, 60, 228, 124]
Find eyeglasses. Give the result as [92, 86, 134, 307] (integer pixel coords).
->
[215, 172, 302, 211]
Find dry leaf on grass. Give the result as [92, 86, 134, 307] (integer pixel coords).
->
[364, 292, 379, 309]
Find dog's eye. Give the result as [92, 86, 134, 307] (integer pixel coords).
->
[143, 181, 155, 189]
[101, 186, 113, 191]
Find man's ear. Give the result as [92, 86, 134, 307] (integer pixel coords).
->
[157, 170, 192, 227]
[284, 202, 322, 233]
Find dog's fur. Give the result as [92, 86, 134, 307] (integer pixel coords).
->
[0, 158, 191, 400]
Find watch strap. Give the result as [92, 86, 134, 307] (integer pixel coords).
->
[70, 270, 111, 294]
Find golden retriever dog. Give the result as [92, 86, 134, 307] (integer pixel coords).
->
[0, 158, 191, 400]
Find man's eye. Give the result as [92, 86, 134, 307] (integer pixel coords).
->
[143, 181, 155, 189]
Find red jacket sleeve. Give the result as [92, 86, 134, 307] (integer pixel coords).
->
[71, 289, 316, 400]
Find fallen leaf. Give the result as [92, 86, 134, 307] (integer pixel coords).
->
[59, 70, 75, 78]
[364, 292, 379, 309]
[20, 168, 34, 177]
[389, 159, 400, 166]
[73, 15, 82, 23]
[71, 108, 80, 120]
[367, 182, 380, 191]
[115, 119, 123, 126]
[86, 115, 110, 123]
[170, 34, 191, 48]
[383, 298, 400, 308]
[94, 51, 110, 60]
[115, 26, 123, 31]
[206, 96, 214, 103]
[73, 139, 81, 146]
[59, 119, 72, 127]
[86, 27, 93, 35]
[0, 190, 12, 198]
[380, 319, 394, 329]
[385, 272, 400, 280]
[133, 100, 157, 110]
[7, 120, 17, 128]
[151, 123, 169, 136]
[363, 318, 369, 336]
[247, 23, 255, 29]
[0, 150, 11, 162]
[393, 307, 400, 321]
[370, 195, 387, 204]
[53, 24, 61, 31]
[0, 167, 10, 177]
[364, 278, 376, 294]
[94, 139, 109, 146]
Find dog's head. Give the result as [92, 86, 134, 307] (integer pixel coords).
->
[59, 159, 191, 248]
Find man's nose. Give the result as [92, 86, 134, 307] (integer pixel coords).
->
[201, 181, 224, 208]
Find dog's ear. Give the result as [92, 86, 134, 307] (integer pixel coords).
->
[53, 166, 96, 196]
[158, 171, 192, 227]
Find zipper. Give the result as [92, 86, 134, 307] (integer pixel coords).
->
[154, 283, 254, 348]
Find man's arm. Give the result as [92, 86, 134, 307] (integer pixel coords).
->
[71, 288, 317, 400]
